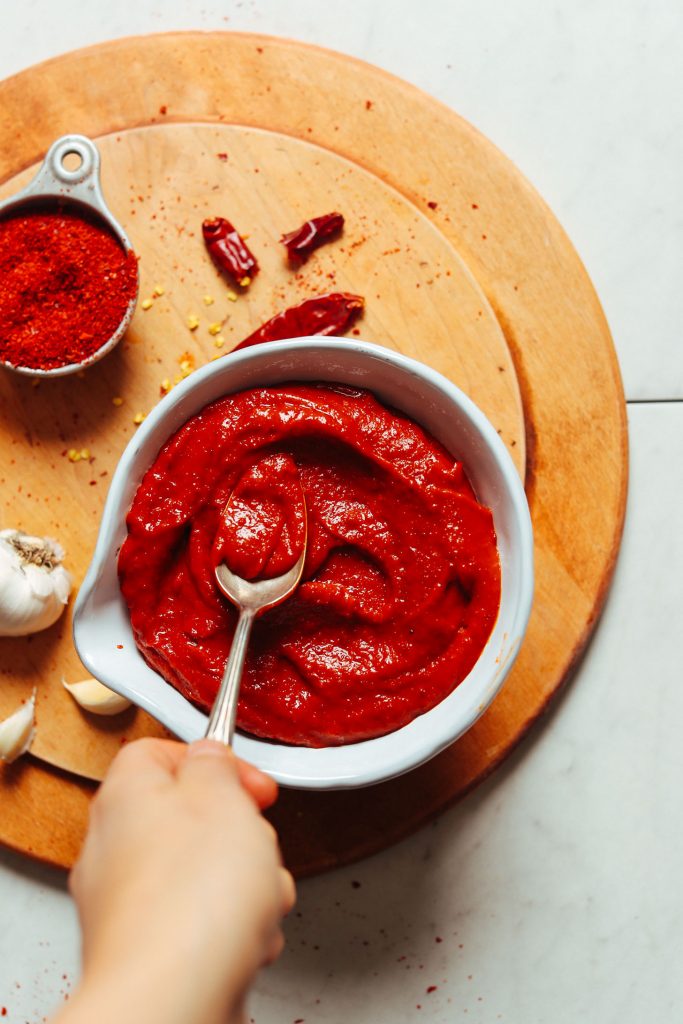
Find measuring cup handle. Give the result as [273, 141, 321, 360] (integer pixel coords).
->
[20, 134, 104, 205]
[44, 135, 100, 186]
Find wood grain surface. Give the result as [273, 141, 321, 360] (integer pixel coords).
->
[0, 122, 524, 778]
[0, 32, 627, 874]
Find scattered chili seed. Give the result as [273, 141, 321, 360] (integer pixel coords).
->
[153, 284, 165, 296]
[202, 217, 259, 287]
[133, 412, 145, 425]
[203, 294, 215, 306]
[226, 289, 238, 302]
[112, 396, 124, 406]
[160, 378, 171, 394]
[66, 447, 91, 462]
[208, 322, 222, 336]
[186, 314, 200, 330]
[280, 212, 344, 264]
[178, 351, 196, 378]
[141, 298, 154, 310]
[214, 336, 225, 349]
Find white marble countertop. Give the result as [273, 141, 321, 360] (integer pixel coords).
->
[1, 2, 681, 1022]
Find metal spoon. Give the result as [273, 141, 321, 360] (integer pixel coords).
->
[205, 511, 307, 746]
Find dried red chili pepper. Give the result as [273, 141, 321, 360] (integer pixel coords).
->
[234, 292, 364, 351]
[280, 212, 344, 263]
[0, 209, 138, 371]
[202, 217, 259, 287]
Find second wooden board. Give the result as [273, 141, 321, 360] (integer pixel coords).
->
[0, 122, 524, 780]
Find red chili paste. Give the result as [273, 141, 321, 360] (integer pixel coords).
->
[0, 210, 137, 370]
[118, 385, 501, 746]
[211, 453, 306, 580]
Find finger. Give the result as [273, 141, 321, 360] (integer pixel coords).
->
[262, 928, 285, 966]
[236, 758, 278, 810]
[102, 738, 186, 789]
[279, 867, 297, 915]
[178, 739, 241, 798]
[68, 857, 82, 900]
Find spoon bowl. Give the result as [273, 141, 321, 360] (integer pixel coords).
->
[213, 555, 306, 615]
[206, 517, 307, 746]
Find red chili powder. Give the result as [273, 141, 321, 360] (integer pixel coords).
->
[0, 209, 138, 370]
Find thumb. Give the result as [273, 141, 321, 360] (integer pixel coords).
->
[179, 739, 241, 796]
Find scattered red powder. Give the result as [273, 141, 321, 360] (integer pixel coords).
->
[427, 986, 438, 993]
[427, 201, 438, 210]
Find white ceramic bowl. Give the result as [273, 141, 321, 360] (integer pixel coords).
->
[73, 339, 533, 789]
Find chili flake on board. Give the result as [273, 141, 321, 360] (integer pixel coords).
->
[0, 209, 137, 371]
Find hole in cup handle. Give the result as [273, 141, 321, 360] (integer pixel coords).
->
[47, 135, 98, 185]
[19, 133, 108, 213]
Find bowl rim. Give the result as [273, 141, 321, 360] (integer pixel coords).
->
[74, 337, 534, 789]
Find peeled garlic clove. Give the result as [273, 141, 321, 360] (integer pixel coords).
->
[0, 691, 36, 764]
[63, 678, 132, 716]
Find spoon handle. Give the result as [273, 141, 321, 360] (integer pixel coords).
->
[205, 608, 255, 746]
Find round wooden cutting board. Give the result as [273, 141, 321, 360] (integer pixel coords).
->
[0, 33, 627, 875]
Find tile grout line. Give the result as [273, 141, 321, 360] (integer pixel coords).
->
[626, 398, 683, 405]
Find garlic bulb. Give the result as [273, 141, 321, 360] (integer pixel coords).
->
[63, 678, 132, 716]
[0, 529, 72, 636]
[0, 691, 36, 764]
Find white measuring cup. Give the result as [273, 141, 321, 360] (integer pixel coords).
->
[0, 134, 139, 378]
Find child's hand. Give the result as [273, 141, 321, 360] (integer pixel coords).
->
[56, 738, 295, 1024]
